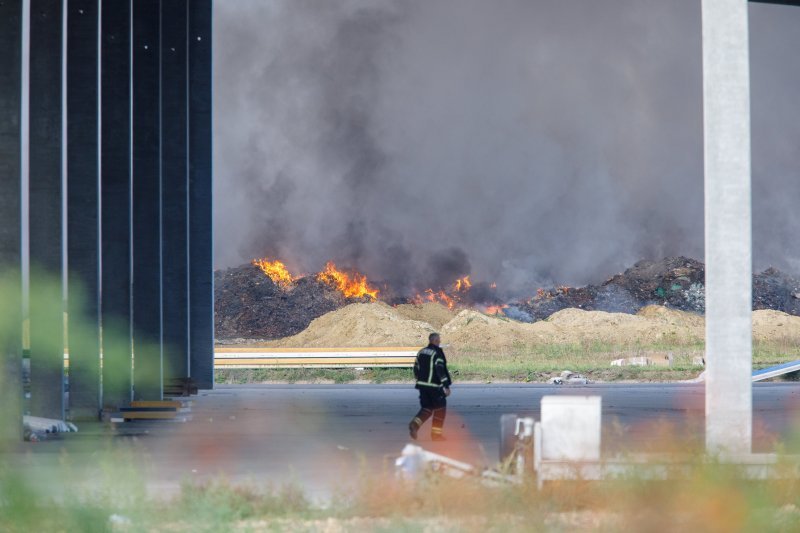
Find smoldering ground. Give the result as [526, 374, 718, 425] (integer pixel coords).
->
[213, 0, 800, 295]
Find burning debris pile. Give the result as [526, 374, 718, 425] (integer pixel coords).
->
[214, 256, 800, 340]
[214, 260, 378, 339]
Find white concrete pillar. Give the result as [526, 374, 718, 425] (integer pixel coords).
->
[702, 0, 752, 454]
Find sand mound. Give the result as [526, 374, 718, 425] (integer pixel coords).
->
[546, 308, 647, 328]
[268, 302, 435, 348]
[636, 305, 705, 328]
[394, 302, 456, 330]
[441, 310, 541, 349]
[249, 304, 800, 351]
[438, 306, 706, 349]
[541, 307, 701, 345]
[752, 309, 800, 343]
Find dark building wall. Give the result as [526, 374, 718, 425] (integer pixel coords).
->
[3, 0, 213, 426]
[161, 0, 190, 382]
[131, 0, 163, 400]
[28, 0, 65, 421]
[100, 0, 133, 409]
[67, 0, 101, 420]
[0, 0, 24, 442]
[188, 0, 214, 389]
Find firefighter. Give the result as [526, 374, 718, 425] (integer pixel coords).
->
[408, 332, 452, 441]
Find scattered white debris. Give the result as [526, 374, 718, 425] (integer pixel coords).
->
[692, 356, 706, 367]
[395, 444, 519, 485]
[550, 370, 589, 385]
[609, 357, 651, 367]
[23, 415, 78, 434]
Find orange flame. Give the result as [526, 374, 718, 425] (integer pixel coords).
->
[412, 275, 472, 310]
[453, 275, 472, 292]
[536, 288, 548, 299]
[316, 261, 379, 300]
[483, 304, 508, 316]
[252, 257, 296, 287]
[427, 289, 456, 309]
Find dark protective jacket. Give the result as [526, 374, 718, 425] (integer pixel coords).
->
[413, 344, 452, 390]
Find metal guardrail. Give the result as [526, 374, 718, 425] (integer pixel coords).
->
[213, 346, 417, 369]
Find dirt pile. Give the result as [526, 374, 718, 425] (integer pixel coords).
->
[244, 302, 800, 350]
[441, 310, 542, 348]
[752, 309, 800, 343]
[441, 306, 704, 350]
[265, 302, 435, 348]
[393, 302, 456, 330]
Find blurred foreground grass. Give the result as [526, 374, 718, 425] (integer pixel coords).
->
[215, 339, 800, 385]
[4, 450, 800, 531]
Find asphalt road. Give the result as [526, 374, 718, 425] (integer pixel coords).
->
[15, 383, 800, 497]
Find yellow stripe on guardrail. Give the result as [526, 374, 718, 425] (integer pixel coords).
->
[213, 347, 418, 369]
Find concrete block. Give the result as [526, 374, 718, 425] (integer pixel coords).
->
[540, 395, 601, 462]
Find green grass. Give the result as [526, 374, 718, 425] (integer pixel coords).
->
[215, 340, 800, 385]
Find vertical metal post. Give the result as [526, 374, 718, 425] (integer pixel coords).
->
[0, 0, 24, 443]
[131, 0, 163, 400]
[28, 0, 65, 421]
[702, 0, 753, 454]
[100, 0, 133, 409]
[161, 0, 190, 384]
[66, 0, 101, 420]
[188, 0, 213, 389]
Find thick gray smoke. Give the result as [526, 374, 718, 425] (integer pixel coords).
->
[213, 0, 800, 295]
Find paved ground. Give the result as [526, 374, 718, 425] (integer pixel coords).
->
[12, 383, 800, 498]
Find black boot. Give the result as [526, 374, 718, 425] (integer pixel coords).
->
[409, 418, 421, 440]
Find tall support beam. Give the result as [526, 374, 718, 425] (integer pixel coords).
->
[161, 0, 190, 384]
[702, 0, 753, 454]
[188, 0, 214, 389]
[132, 0, 163, 400]
[100, 0, 133, 409]
[66, 0, 101, 420]
[28, 0, 65, 421]
[0, 0, 24, 443]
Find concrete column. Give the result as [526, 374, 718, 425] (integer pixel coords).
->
[188, 0, 214, 389]
[28, 0, 65, 421]
[702, 0, 752, 454]
[161, 0, 190, 383]
[100, 0, 133, 409]
[131, 0, 163, 400]
[66, 0, 101, 420]
[0, 0, 24, 443]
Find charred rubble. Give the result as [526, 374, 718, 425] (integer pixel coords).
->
[513, 257, 800, 322]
